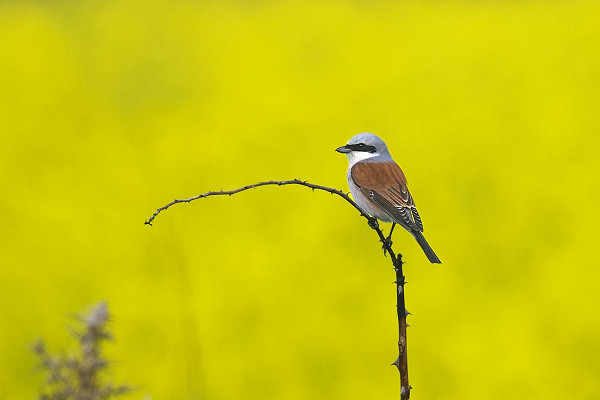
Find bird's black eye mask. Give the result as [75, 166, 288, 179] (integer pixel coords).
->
[346, 143, 377, 153]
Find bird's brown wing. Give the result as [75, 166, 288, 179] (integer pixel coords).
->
[351, 161, 424, 232]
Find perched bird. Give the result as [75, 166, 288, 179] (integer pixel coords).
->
[336, 133, 441, 264]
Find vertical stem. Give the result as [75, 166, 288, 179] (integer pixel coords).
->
[367, 217, 410, 400]
[394, 254, 410, 400]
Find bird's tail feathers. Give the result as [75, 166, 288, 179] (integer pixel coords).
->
[411, 231, 441, 264]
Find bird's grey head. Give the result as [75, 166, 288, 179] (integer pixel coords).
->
[335, 132, 392, 164]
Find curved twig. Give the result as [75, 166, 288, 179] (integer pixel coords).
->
[145, 179, 370, 226]
[145, 179, 410, 399]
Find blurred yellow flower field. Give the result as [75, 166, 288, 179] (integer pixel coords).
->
[1, 0, 599, 398]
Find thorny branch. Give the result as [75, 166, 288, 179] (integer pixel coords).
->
[145, 179, 370, 226]
[145, 179, 411, 399]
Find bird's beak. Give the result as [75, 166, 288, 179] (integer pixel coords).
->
[335, 145, 351, 153]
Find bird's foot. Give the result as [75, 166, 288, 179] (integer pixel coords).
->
[367, 217, 379, 230]
[381, 222, 396, 256]
[381, 235, 393, 257]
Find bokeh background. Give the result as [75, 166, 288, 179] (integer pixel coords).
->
[1, 0, 599, 399]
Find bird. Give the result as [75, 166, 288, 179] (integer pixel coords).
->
[336, 132, 441, 264]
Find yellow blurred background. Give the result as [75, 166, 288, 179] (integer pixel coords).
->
[1, 0, 599, 398]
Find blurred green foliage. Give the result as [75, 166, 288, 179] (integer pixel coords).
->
[1, 0, 599, 399]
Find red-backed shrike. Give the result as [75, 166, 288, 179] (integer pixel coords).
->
[336, 132, 441, 264]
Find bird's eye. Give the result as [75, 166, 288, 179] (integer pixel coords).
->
[357, 143, 365, 148]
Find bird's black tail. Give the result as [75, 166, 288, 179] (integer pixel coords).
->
[411, 230, 441, 264]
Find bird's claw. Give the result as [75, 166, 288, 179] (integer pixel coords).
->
[381, 236, 393, 256]
[367, 217, 379, 230]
